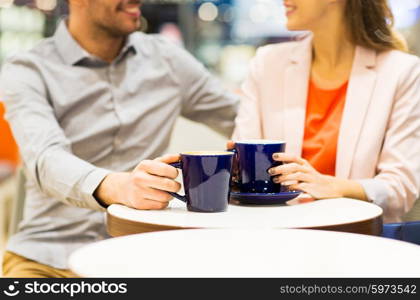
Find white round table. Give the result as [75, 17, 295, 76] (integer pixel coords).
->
[107, 198, 383, 236]
[69, 228, 420, 277]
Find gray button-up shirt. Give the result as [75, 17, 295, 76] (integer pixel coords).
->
[0, 21, 238, 269]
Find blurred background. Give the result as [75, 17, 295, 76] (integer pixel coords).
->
[0, 0, 419, 154]
[0, 0, 420, 261]
[0, 0, 419, 83]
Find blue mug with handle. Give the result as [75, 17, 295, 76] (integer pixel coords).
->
[169, 151, 234, 212]
[232, 140, 286, 193]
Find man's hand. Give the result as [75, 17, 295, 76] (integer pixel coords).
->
[226, 140, 235, 150]
[95, 154, 181, 210]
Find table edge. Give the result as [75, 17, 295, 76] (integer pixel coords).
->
[106, 211, 383, 237]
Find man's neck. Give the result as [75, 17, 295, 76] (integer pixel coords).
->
[68, 17, 125, 63]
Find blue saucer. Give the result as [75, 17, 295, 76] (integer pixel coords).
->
[230, 190, 301, 205]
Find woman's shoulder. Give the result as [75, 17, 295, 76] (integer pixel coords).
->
[377, 49, 420, 73]
[253, 35, 311, 63]
[256, 40, 300, 56]
[256, 39, 307, 59]
[375, 50, 419, 99]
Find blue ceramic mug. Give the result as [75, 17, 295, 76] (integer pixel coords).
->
[233, 140, 286, 193]
[169, 151, 234, 212]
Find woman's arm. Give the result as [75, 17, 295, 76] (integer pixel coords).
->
[357, 60, 420, 219]
[269, 59, 420, 221]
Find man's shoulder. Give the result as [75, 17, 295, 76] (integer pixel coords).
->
[0, 37, 58, 88]
[2, 36, 59, 71]
[129, 31, 190, 59]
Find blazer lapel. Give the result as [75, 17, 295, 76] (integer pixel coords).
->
[336, 46, 377, 178]
[282, 36, 312, 155]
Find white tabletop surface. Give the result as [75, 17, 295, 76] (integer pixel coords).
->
[69, 228, 420, 277]
[108, 198, 383, 229]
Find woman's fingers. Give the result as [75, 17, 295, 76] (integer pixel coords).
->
[288, 182, 309, 193]
[274, 171, 312, 183]
[272, 153, 307, 165]
[269, 163, 310, 176]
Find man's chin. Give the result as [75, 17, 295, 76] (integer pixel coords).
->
[109, 24, 140, 37]
[122, 22, 141, 34]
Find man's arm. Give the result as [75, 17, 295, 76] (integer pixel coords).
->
[1, 58, 180, 211]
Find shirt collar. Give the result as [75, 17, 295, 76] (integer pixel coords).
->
[54, 20, 137, 66]
[114, 34, 137, 64]
[54, 20, 88, 66]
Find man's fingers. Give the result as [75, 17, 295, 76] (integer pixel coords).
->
[154, 154, 181, 164]
[135, 159, 179, 179]
[148, 177, 182, 193]
[140, 186, 174, 203]
[226, 140, 235, 150]
[132, 198, 170, 210]
[133, 171, 181, 193]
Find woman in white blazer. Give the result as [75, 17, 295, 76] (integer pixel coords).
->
[233, 0, 420, 223]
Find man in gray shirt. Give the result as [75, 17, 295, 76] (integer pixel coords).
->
[0, 0, 238, 277]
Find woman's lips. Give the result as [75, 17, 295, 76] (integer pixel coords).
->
[284, 5, 297, 17]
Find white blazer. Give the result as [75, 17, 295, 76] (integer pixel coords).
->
[233, 35, 420, 223]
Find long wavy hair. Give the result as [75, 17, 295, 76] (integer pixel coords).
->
[345, 0, 407, 52]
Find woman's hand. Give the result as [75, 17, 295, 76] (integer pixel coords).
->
[269, 153, 366, 200]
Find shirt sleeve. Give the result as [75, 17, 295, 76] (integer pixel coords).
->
[0, 58, 111, 211]
[160, 38, 239, 138]
[358, 59, 420, 221]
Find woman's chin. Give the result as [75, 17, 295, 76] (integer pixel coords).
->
[286, 21, 306, 32]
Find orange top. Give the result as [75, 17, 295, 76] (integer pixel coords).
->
[302, 80, 348, 176]
[0, 102, 19, 166]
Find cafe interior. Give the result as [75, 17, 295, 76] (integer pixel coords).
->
[0, 0, 420, 278]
